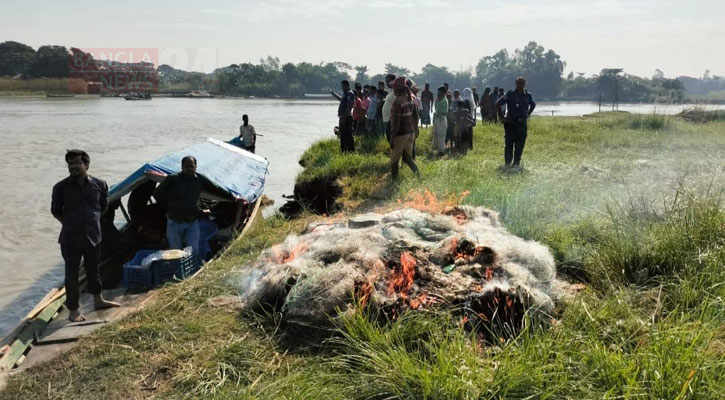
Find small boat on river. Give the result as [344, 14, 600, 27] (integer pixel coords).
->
[124, 93, 152, 100]
[0, 138, 268, 372]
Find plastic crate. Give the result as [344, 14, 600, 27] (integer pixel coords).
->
[122, 250, 156, 289]
[151, 253, 200, 285]
[176, 253, 201, 280]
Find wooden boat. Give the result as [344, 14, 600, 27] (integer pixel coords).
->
[0, 138, 269, 373]
[187, 90, 215, 98]
[124, 93, 152, 100]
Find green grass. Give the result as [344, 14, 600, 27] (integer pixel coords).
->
[3, 113, 725, 399]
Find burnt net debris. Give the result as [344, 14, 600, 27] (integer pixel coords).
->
[236, 206, 568, 334]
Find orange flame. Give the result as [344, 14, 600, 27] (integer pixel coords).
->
[277, 242, 308, 264]
[358, 279, 374, 308]
[387, 251, 416, 300]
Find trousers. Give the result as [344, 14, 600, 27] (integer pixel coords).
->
[61, 241, 102, 310]
[504, 120, 528, 165]
[390, 133, 419, 178]
[340, 116, 355, 152]
[166, 218, 200, 256]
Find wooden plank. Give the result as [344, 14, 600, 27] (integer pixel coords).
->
[0, 296, 65, 371]
[37, 321, 108, 345]
[23, 288, 59, 320]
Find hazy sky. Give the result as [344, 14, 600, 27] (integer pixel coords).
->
[1, 0, 723, 78]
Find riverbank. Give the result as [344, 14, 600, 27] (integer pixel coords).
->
[2, 112, 724, 398]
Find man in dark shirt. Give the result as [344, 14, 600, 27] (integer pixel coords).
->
[336, 80, 355, 153]
[154, 156, 206, 257]
[51, 149, 119, 322]
[496, 77, 537, 167]
[420, 83, 434, 127]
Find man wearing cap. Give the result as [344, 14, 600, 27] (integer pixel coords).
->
[496, 77, 536, 167]
[389, 76, 420, 179]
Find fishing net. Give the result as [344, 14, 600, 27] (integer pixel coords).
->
[236, 206, 568, 329]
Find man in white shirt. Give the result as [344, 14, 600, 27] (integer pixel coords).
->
[381, 74, 396, 144]
[238, 114, 257, 153]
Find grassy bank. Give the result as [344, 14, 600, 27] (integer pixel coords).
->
[0, 77, 83, 95]
[3, 113, 724, 399]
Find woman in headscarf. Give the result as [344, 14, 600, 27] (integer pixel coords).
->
[432, 86, 448, 155]
[461, 88, 476, 125]
[481, 87, 493, 121]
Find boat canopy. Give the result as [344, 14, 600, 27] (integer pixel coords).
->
[109, 138, 268, 203]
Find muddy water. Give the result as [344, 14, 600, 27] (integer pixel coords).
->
[1, 97, 722, 337]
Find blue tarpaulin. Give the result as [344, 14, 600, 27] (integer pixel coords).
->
[109, 138, 268, 203]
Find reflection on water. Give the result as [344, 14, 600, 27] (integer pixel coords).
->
[0, 97, 723, 336]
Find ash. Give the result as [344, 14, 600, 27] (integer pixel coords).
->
[236, 206, 566, 328]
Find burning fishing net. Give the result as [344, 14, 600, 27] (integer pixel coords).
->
[237, 206, 566, 329]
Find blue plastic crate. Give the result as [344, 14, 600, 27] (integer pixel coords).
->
[151, 253, 199, 285]
[122, 250, 156, 289]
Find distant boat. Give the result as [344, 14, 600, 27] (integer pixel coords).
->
[124, 94, 152, 100]
[187, 90, 215, 98]
[46, 93, 75, 98]
[304, 93, 333, 99]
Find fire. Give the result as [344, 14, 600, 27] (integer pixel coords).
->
[485, 267, 493, 282]
[409, 292, 436, 310]
[357, 279, 374, 308]
[275, 242, 308, 264]
[386, 251, 416, 300]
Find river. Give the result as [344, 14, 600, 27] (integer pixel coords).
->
[0, 97, 722, 336]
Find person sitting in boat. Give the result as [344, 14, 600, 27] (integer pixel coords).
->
[154, 156, 211, 257]
[51, 149, 121, 323]
[238, 114, 257, 153]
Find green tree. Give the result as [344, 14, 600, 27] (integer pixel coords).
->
[27, 45, 69, 78]
[384, 63, 410, 77]
[354, 65, 368, 84]
[0, 41, 36, 77]
[476, 42, 565, 98]
[415, 64, 454, 88]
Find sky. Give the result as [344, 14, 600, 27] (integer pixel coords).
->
[1, 0, 723, 78]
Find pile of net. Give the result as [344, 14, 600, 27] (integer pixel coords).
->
[236, 206, 567, 329]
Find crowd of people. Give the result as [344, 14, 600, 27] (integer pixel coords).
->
[334, 76, 536, 177]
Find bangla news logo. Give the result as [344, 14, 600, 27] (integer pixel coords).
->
[69, 48, 159, 93]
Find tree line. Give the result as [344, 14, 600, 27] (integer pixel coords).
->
[1, 40, 721, 102]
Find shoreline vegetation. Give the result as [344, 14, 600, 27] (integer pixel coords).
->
[3, 76, 725, 105]
[2, 40, 725, 103]
[2, 112, 724, 398]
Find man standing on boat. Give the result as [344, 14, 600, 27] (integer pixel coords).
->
[154, 156, 207, 257]
[52, 150, 120, 323]
[238, 114, 257, 153]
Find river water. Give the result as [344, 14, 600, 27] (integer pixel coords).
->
[0, 98, 722, 336]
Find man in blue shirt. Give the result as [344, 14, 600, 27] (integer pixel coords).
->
[496, 77, 536, 167]
[52, 149, 120, 322]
